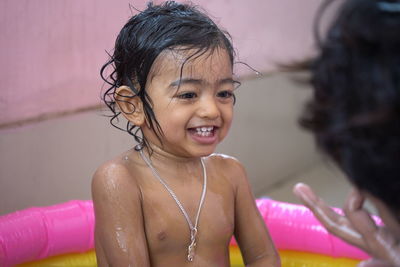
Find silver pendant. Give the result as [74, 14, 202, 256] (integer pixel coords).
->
[187, 241, 196, 261]
[187, 228, 197, 262]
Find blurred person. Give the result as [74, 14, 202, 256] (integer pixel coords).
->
[291, 0, 400, 266]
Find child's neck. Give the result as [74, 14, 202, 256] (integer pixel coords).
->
[141, 143, 203, 175]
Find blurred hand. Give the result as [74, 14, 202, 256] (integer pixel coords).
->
[293, 183, 400, 267]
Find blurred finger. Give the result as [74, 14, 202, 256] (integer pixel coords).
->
[345, 190, 400, 264]
[344, 189, 378, 252]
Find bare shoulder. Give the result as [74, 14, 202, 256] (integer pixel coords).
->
[207, 152, 245, 169]
[91, 155, 142, 203]
[206, 153, 247, 184]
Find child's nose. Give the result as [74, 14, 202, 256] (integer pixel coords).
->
[198, 97, 220, 119]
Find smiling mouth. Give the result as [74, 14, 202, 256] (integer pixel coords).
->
[191, 126, 216, 137]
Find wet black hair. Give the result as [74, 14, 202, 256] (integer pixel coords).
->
[100, 1, 235, 148]
[299, 0, 400, 213]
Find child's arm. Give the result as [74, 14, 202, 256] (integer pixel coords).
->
[229, 159, 280, 267]
[91, 162, 151, 267]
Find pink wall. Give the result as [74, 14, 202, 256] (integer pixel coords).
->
[0, 0, 322, 126]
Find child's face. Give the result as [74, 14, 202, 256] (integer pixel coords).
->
[142, 47, 235, 158]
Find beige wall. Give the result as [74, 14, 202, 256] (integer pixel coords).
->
[0, 73, 330, 215]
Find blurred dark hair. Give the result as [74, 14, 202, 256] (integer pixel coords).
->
[100, 1, 235, 148]
[297, 0, 400, 213]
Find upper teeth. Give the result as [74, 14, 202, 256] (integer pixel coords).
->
[196, 127, 213, 132]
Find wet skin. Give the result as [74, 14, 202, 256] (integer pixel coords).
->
[92, 48, 280, 267]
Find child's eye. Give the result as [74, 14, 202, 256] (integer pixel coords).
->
[177, 92, 197, 99]
[217, 90, 234, 99]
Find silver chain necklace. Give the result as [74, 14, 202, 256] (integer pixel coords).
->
[138, 148, 207, 262]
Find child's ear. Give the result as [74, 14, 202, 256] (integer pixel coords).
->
[115, 86, 145, 126]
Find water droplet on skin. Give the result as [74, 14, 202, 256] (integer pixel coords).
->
[115, 227, 128, 253]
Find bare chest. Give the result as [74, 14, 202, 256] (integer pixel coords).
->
[139, 177, 235, 257]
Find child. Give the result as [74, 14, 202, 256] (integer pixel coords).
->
[92, 1, 279, 266]
[291, 0, 400, 265]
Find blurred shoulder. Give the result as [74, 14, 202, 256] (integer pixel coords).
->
[206, 153, 246, 175]
[206, 152, 242, 164]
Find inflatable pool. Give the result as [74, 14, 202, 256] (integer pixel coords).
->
[0, 199, 374, 266]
